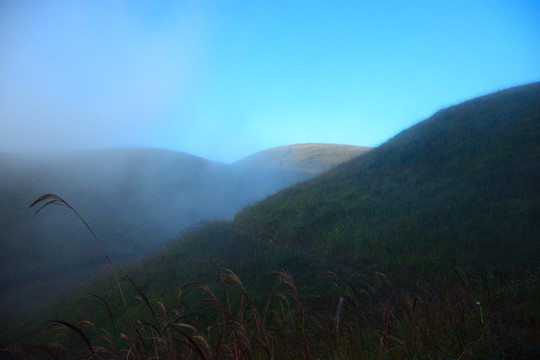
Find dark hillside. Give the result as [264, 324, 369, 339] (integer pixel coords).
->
[234, 82, 540, 275]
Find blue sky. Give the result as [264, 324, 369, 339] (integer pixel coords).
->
[1, 1, 539, 162]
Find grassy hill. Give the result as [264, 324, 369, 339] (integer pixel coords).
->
[1, 145, 360, 327]
[234, 143, 371, 172]
[235, 82, 540, 276]
[3, 83, 539, 358]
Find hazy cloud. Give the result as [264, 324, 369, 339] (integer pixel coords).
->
[0, 0, 206, 153]
[1, 1, 538, 162]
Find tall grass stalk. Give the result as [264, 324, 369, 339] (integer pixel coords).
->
[3, 265, 538, 358]
[29, 193, 141, 359]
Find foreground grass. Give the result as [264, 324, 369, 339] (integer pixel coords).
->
[2, 191, 539, 359]
[3, 264, 539, 359]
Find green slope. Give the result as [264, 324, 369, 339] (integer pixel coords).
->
[234, 82, 540, 276]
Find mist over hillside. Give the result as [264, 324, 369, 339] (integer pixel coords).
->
[0, 144, 366, 325]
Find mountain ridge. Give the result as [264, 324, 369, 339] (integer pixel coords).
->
[234, 143, 371, 172]
[234, 81, 540, 274]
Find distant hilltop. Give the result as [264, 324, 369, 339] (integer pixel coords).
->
[235, 143, 371, 173]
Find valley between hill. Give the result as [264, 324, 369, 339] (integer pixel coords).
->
[0, 144, 367, 328]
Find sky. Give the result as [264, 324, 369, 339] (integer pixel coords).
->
[1, 0, 539, 163]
